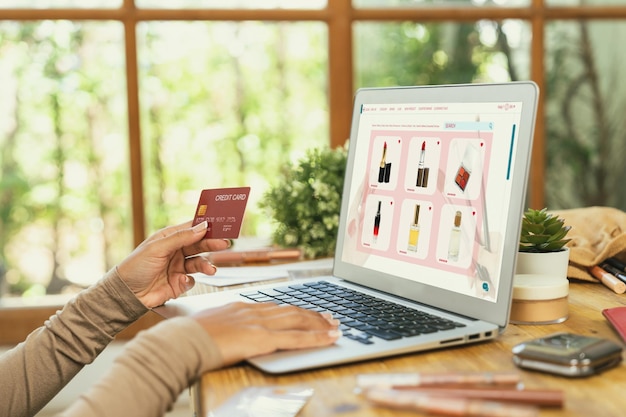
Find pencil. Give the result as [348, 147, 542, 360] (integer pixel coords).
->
[398, 386, 564, 407]
[356, 371, 521, 389]
[207, 248, 302, 265]
[365, 388, 540, 417]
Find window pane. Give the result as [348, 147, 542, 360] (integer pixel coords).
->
[354, 0, 531, 8]
[0, 21, 130, 301]
[0, 0, 121, 8]
[137, 21, 329, 239]
[354, 20, 531, 87]
[136, 0, 326, 9]
[544, 20, 626, 211]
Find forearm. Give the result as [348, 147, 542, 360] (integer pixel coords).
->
[0, 268, 148, 417]
[58, 317, 224, 417]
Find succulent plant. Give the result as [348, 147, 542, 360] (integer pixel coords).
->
[519, 208, 571, 253]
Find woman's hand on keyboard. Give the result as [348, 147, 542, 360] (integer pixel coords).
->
[192, 302, 342, 365]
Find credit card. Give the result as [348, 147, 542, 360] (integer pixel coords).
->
[192, 186, 250, 239]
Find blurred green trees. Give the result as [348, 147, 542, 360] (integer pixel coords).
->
[2, 18, 623, 298]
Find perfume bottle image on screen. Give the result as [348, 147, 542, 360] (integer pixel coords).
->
[377, 141, 392, 183]
[447, 210, 462, 261]
[373, 200, 382, 242]
[407, 204, 421, 252]
[454, 144, 479, 192]
[415, 141, 429, 188]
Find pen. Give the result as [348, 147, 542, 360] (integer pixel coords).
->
[589, 265, 626, 294]
[606, 257, 626, 273]
[365, 388, 539, 417]
[600, 262, 626, 284]
[356, 371, 522, 389]
[207, 248, 302, 266]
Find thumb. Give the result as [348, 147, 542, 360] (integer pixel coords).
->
[183, 274, 196, 292]
[158, 221, 208, 253]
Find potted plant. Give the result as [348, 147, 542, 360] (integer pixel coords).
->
[516, 207, 572, 278]
[510, 208, 573, 324]
[259, 145, 348, 259]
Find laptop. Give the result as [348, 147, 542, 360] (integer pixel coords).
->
[156, 81, 539, 374]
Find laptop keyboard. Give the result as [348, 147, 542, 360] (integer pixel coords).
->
[240, 280, 466, 345]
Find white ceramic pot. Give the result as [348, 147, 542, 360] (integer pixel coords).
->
[515, 247, 570, 279]
[511, 247, 570, 325]
[509, 273, 569, 324]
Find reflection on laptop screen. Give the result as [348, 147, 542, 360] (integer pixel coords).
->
[340, 98, 526, 304]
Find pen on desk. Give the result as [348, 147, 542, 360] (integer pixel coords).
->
[589, 265, 626, 294]
[365, 389, 539, 417]
[599, 262, 626, 284]
[208, 248, 302, 266]
[356, 371, 522, 389]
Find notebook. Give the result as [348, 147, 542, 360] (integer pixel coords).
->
[156, 81, 539, 374]
[603, 307, 626, 344]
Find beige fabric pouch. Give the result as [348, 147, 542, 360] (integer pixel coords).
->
[550, 206, 626, 282]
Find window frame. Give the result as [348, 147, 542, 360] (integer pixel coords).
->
[2, 0, 626, 343]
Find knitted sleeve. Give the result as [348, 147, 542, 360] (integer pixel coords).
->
[0, 268, 148, 417]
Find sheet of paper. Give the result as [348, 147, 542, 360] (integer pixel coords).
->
[192, 257, 334, 287]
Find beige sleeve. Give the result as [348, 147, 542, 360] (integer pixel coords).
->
[57, 317, 224, 417]
[0, 268, 148, 417]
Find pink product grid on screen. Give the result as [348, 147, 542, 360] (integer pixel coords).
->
[359, 132, 491, 272]
[340, 101, 525, 302]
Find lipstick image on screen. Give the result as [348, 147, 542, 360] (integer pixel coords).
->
[373, 200, 382, 242]
[378, 142, 387, 183]
[377, 141, 392, 183]
[416, 140, 429, 188]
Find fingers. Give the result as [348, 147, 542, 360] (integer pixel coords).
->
[196, 302, 337, 330]
[184, 254, 218, 276]
[136, 221, 231, 267]
[253, 305, 342, 350]
[176, 274, 196, 295]
[246, 304, 342, 353]
[262, 327, 342, 351]
[147, 221, 229, 258]
[142, 220, 229, 253]
[193, 302, 342, 365]
[139, 220, 194, 247]
[183, 237, 231, 258]
[251, 303, 340, 331]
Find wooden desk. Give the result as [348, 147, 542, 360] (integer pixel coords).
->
[192, 280, 626, 417]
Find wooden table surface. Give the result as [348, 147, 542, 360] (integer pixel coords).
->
[192, 279, 626, 417]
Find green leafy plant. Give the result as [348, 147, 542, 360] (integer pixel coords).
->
[259, 145, 348, 259]
[519, 208, 571, 253]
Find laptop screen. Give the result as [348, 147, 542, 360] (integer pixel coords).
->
[334, 82, 538, 326]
